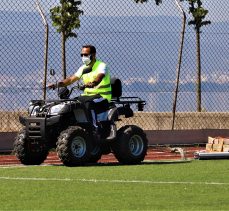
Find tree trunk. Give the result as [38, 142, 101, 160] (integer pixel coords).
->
[62, 32, 66, 79]
[196, 27, 201, 112]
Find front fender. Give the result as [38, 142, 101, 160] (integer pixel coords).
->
[19, 116, 26, 126]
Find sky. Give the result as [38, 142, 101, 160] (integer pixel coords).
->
[1, 0, 229, 22]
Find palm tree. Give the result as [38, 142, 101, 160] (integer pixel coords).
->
[50, 0, 83, 79]
[183, 0, 211, 111]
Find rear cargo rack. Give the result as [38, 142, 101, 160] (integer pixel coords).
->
[111, 97, 146, 111]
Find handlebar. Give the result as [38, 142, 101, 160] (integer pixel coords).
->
[53, 84, 85, 99]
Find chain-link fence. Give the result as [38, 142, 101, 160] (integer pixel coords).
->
[1, 0, 229, 132]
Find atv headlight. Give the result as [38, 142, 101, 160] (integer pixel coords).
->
[49, 104, 65, 115]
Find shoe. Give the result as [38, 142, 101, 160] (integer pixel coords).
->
[106, 124, 117, 141]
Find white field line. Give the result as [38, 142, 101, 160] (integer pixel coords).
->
[0, 165, 27, 169]
[0, 176, 228, 186]
[0, 164, 62, 168]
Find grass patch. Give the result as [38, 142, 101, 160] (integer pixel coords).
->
[0, 160, 229, 210]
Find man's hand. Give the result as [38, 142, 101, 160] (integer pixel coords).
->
[86, 73, 105, 88]
[85, 82, 95, 88]
[48, 83, 57, 90]
[78, 84, 86, 90]
[48, 81, 65, 90]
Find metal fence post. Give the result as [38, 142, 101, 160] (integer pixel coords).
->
[36, 0, 49, 100]
[172, 0, 186, 130]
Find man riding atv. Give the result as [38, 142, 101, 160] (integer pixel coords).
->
[48, 45, 111, 130]
[14, 44, 148, 166]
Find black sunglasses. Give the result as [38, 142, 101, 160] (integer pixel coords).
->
[80, 53, 90, 57]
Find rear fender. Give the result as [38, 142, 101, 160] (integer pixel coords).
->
[108, 107, 119, 121]
[19, 116, 26, 126]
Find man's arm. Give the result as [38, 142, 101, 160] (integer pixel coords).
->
[48, 75, 79, 89]
[58, 75, 79, 87]
[85, 73, 105, 88]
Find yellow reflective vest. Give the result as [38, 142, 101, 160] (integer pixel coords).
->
[82, 60, 112, 101]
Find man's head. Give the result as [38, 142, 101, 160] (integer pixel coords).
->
[81, 45, 96, 66]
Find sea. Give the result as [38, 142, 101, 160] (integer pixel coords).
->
[1, 86, 229, 112]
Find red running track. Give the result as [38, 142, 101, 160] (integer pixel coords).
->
[0, 146, 204, 166]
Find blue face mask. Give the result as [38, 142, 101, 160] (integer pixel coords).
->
[82, 55, 91, 65]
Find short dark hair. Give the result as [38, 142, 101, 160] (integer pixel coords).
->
[82, 45, 96, 54]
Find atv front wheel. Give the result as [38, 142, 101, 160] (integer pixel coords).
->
[111, 125, 148, 164]
[88, 145, 103, 163]
[14, 129, 49, 165]
[56, 126, 93, 166]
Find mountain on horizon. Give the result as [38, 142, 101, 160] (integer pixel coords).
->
[1, 10, 229, 91]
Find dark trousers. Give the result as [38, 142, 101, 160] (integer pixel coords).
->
[78, 94, 109, 124]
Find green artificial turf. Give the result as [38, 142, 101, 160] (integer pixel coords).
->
[0, 160, 229, 210]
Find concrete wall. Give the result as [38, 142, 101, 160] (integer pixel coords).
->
[117, 112, 229, 130]
[0, 132, 17, 152]
[1, 112, 229, 151]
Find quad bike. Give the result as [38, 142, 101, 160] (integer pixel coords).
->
[14, 72, 148, 166]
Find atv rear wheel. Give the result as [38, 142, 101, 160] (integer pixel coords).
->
[56, 126, 93, 166]
[14, 129, 49, 165]
[111, 125, 148, 164]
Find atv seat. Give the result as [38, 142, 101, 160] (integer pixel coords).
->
[111, 77, 122, 100]
[105, 77, 121, 121]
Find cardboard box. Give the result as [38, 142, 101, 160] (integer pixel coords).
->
[213, 138, 219, 144]
[223, 145, 229, 152]
[212, 144, 223, 152]
[223, 138, 229, 145]
[206, 143, 213, 152]
[218, 138, 225, 145]
[208, 137, 215, 144]
[209, 136, 229, 144]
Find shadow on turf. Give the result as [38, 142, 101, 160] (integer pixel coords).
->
[46, 159, 192, 167]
